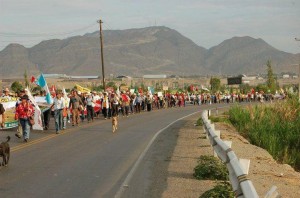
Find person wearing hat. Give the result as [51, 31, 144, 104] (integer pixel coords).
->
[2, 88, 11, 98]
[15, 95, 34, 142]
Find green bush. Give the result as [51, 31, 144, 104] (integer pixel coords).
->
[196, 117, 203, 126]
[228, 98, 300, 170]
[200, 182, 234, 198]
[194, 155, 228, 181]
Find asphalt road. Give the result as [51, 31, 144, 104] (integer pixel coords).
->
[0, 104, 232, 198]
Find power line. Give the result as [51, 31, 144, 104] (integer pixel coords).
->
[0, 22, 97, 38]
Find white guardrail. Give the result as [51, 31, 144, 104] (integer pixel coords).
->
[201, 110, 280, 198]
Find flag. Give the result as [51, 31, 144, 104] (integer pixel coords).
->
[62, 87, 68, 99]
[116, 88, 121, 97]
[50, 85, 56, 98]
[75, 84, 91, 93]
[30, 76, 36, 83]
[36, 74, 53, 104]
[25, 87, 43, 130]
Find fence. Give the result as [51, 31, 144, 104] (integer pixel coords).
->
[201, 110, 279, 198]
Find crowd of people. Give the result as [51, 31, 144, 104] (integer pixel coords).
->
[0, 87, 286, 143]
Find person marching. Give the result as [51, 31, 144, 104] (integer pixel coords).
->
[86, 92, 95, 123]
[102, 92, 109, 119]
[51, 91, 65, 134]
[15, 90, 26, 138]
[110, 93, 120, 117]
[15, 95, 34, 142]
[69, 90, 83, 126]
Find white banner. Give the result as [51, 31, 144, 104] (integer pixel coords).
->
[26, 88, 43, 130]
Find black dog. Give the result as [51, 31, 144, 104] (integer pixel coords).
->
[0, 136, 10, 166]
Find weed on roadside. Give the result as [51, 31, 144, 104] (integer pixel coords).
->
[200, 181, 234, 198]
[193, 155, 228, 181]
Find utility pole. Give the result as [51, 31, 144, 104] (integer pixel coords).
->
[97, 19, 105, 90]
[295, 38, 300, 102]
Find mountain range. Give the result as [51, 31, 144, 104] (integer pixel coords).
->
[0, 26, 299, 78]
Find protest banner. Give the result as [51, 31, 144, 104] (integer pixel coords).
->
[0, 97, 18, 129]
[75, 84, 91, 93]
[120, 85, 129, 92]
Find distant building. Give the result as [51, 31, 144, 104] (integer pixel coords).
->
[282, 74, 290, 79]
[143, 75, 167, 79]
[240, 74, 256, 81]
[43, 74, 99, 79]
[69, 76, 99, 79]
[43, 74, 68, 79]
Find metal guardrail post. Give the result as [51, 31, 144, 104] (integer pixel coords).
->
[201, 111, 261, 198]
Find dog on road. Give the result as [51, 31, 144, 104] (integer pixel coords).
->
[112, 116, 118, 133]
[0, 136, 10, 166]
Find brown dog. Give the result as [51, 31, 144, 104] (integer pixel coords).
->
[0, 136, 10, 166]
[112, 116, 118, 133]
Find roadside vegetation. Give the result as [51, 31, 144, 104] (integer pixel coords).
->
[228, 96, 300, 170]
[195, 117, 203, 126]
[200, 182, 234, 198]
[194, 155, 228, 180]
[209, 114, 229, 124]
[193, 155, 234, 197]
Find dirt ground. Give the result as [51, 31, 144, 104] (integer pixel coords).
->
[158, 115, 300, 198]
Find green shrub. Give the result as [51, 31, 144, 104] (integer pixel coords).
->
[200, 182, 234, 198]
[196, 117, 203, 126]
[228, 98, 300, 170]
[194, 155, 228, 181]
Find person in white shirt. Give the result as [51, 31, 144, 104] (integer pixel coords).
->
[51, 91, 65, 134]
[62, 92, 70, 129]
[86, 93, 95, 123]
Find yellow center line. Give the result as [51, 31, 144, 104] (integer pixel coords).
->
[10, 107, 194, 152]
[11, 120, 102, 152]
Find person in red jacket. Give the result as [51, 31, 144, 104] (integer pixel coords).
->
[15, 95, 34, 142]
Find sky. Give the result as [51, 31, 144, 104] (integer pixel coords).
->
[0, 0, 300, 53]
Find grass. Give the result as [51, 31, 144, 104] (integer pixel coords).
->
[209, 115, 230, 124]
[228, 96, 300, 170]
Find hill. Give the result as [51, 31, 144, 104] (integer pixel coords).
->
[0, 26, 299, 78]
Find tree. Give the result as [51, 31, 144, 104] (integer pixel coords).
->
[256, 84, 268, 93]
[32, 86, 42, 94]
[239, 83, 251, 94]
[11, 81, 23, 93]
[106, 82, 117, 90]
[266, 60, 277, 93]
[210, 77, 221, 93]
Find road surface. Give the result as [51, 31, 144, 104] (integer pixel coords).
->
[0, 104, 231, 198]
